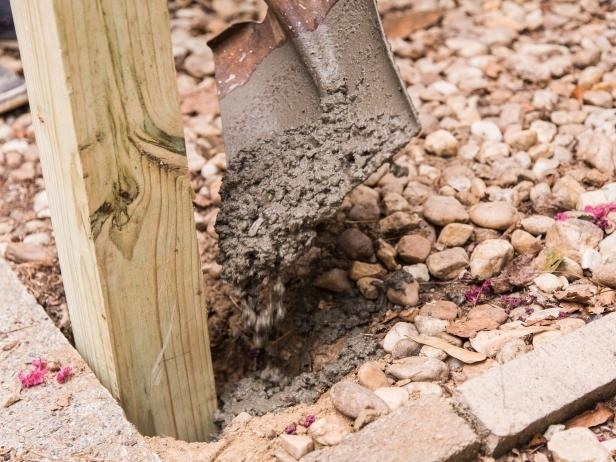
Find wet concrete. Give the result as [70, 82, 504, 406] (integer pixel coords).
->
[215, 0, 420, 346]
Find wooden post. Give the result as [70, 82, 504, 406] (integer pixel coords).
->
[11, 0, 217, 441]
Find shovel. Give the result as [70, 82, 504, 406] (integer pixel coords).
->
[209, 0, 420, 346]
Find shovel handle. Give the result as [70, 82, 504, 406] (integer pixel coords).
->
[264, 0, 345, 96]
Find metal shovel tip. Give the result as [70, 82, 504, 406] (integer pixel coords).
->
[210, 0, 420, 344]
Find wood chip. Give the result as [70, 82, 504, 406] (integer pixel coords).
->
[410, 334, 487, 364]
[565, 403, 614, 429]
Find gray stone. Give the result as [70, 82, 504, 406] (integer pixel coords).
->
[470, 239, 514, 279]
[392, 338, 422, 359]
[548, 428, 611, 462]
[302, 398, 480, 462]
[457, 312, 616, 456]
[329, 382, 389, 419]
[426, 247, 469, 280]
[386, 356, 449, 381]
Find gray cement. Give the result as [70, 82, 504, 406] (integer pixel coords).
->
[215, 0, 419, 346]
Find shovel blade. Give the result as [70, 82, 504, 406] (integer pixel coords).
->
[210, 0, 420, 342]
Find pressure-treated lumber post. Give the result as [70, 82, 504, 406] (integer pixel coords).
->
[11, 0, 217, 441]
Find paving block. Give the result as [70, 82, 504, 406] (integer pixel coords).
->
[302, 397, 481, 462]
[0, 257, 157, 461]
[457, 312, 616, 456]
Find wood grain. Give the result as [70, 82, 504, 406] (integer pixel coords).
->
[12, 0, 216, 440]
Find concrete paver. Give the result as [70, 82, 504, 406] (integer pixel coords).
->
[0, 257, 157, 461]
[301, 397, 481, 462]
[457, 312, 616, 456]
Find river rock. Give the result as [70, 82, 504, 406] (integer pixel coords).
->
[470, 239, 514, 279]
[386, 281, 420, 306]
[397, 234, 431, 263]
[386, 356, 449, 381]
[329, 382, 389, 419]
[534, 273, 567, 293]
[374, 387, 409, 411]
[426, 247, 469, 279]
[594, 258, 616, 289]
[419, 300, 459, 320]
[414, 315, 449, 335]
[521, 215, 555, 236]
[437, 223, 474, 247]
[279, 434, 314, 460]
[545, 219, 604, 262]
[357, 361, 390, 390]
[424, 129, 459, 157]
[308, 415, 352, 446]
[348, 261, 385, 281]
[577, 129, 615, 174]
[379, 212, 418, 235]
[357, 277, 380, 300]
[548, 427, 612, 462]
[376, 239, 399, 271]
[337, 228, 374, 261]
[469, 202, 518, 230]
[313, 269, 352, 293]
[422, 195, 469, 226]
[510, 229, 542, 254]
[347, 185, 380, 221]
[403, 263, 430, 282]
[391, 338, 422, 359]
[495, 337, 528, 364]
[403, 382, 443, 399]
[382, 322, 419, 353]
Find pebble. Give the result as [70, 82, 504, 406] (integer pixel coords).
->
[386, 356, 449, 381]
[419, 345, 447, 361]
[358, 361, 390, 390]
[495, 337, 528, 364]
[424, 129, 459, 157]
[471, 120, 502, 141]
[329, 382, 389, 419]
[422, 195, 469, 226]
[577, 130, 614, 174]
[279, 434, 314, 460]
[534, 273, 567, 293]
[308, 415, 351, 446]
[403, 264, 430, 282]
[469, 202, 518, 230]
[313, 269, 352, 293]
[348, 261, 385, 281]
[419, 300, 459, 320]
[413, 315, 449, 336]
[337, 228, 374, 261]
[547, 427, 612, 462]
[477, 141, 509, 163]
[382, 322, 419, 353]
[530, 120, 557, 143]
[347, 185, 380, 221]
[379, 212, 418, 235]
[437, 223, 474, 247]
[510, 229, 542, 254]
[382, 192, 410, 214]
[376, 239, 399, 271]
[402, 382, 443, 400]
[373, 387, 409, 411]
[356, 277, 380, 300]
[426, 247, 469, 280]
[396, 234, 431, 263]
[545, 219, 604, 263]
[386, 280, 420, 306]
[470, 239, 514, 279]
[391, 339, 422, 359]
[594, 259, 616, 289]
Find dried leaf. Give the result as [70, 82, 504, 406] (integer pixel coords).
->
[3, 392, 21, 408]
[527, 433, 547, 448]
[446, 317, 500, 338]
[411, 334, 486, 363]
[542, 248, 564, 273]
[383, 9, 443, 39]
[565, 403, 614, 429]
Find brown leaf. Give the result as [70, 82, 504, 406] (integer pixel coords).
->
[565, 403, 614, 429]
[490, 254, 539, 293]
[446, 317, 500, 338]
[179, 80, 219, 116]
[527, 433, 547, 448]
[410, 334, 486, 363]
[383, 9, 443, 39]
